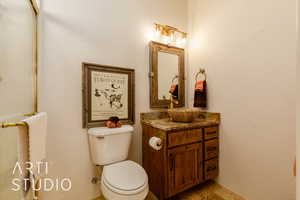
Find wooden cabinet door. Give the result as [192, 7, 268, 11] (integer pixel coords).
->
[204, 158, 219, 180]
[167, 143, 202, 197]
[204, 139, 219, 160]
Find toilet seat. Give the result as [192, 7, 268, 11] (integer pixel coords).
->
[102, 160, 148, 195]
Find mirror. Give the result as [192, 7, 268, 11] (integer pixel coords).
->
[157, 52, 179, 100]
[149, 41, 185, 108]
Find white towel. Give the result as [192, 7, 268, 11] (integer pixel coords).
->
[17, 124, 30, 193]
[22, 112, 47, 177]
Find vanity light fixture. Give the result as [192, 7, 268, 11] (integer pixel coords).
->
[153, 23, 187, 47]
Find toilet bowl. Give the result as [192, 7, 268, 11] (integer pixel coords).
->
[88, 125, 149, 200]
[101, 160, 148, 200]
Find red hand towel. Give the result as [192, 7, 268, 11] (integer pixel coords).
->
[194, 80, 207, 108]
[169, 84, 177, 93]
[169, 84, 179, 99]
[195, 80, 204, 91]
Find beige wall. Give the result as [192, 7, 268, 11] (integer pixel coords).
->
[39, 0, 297, 199]
[39, 0, 187, 199]
[187, 0, 296, 199]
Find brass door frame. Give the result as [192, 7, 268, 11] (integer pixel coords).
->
[0, 0, 40, 128]
[29, 0, 39, 112]
[30, 4, 41, 199]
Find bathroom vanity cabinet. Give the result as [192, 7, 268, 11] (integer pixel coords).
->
[141, 111, 220, 200]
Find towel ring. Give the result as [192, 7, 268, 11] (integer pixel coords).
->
[172, 75, 179, 84]
[195, 68, 206, 81]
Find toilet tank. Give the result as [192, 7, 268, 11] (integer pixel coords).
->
[88, 125, 133, 166]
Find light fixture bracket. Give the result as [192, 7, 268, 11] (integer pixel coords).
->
[153, 23, 187, 46]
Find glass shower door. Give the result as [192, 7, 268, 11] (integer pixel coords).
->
[0, 0, 37, 199]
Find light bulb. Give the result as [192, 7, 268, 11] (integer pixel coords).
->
[162, 35, 170, 44]
[155, 30, 161, 37]
[170, 32, 175, 42]
[181, 38, 186, 45]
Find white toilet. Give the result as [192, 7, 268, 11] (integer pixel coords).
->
[88, 125, 149, 200]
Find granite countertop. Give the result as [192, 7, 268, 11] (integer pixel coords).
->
[141, 111, 220, 131]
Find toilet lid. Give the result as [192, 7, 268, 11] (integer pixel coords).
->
[88, 125, 133, 137]
[103, 160, 148, 191]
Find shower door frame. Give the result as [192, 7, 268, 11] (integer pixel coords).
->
[29, 0, 39, 113]
[0, 0, 40, 124]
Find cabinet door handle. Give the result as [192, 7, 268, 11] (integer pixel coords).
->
[170, 158, 175, 171]
[206, 131, 217, 135]
[207, 146, 217, 151]
[170, 155, 174, 171]
[207, 166, 217, 172]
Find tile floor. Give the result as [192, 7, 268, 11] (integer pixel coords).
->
[94, 181, 245, 200]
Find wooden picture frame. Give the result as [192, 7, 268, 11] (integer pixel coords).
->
[82, 63, 135, 128]
[149, 41, 185, 108]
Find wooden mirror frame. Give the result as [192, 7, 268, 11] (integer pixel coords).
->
[149, 41, 185, 108]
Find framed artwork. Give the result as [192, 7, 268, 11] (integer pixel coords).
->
[82, 63, 135, 128]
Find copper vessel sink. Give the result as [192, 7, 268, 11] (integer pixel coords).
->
[168, 108, 199, 123]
